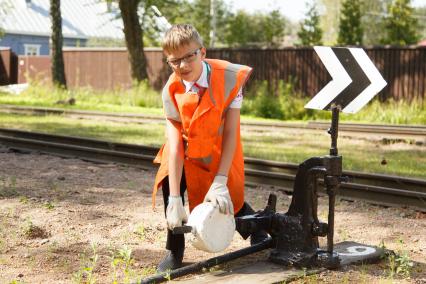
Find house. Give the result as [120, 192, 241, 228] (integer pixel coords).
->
[0, 0, 124, 55]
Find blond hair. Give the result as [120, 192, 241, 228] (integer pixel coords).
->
[162, 24, 203, 53]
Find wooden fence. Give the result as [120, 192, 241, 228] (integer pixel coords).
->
[2, 46, 425, 101]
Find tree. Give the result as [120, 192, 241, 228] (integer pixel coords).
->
[224, 10, 287, 47]
[118, 0, 148, 82]
[224, 10, 252, 47]
[172, 0, 231, 47]
[50, 0, 67, 88]
[361, 0, 392, 45]
[318, 0, 341, 44]
[261, 10, 287, 47]
[297, 2, 323, 46]
[414, 6, 426, 40]
[337, 0, 363, 45]
[382, 0, 420, 45]
[139, 0, 181, 47]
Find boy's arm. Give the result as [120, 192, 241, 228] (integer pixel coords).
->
[166, 119, 184, 196]
[217, 108, 240, 176]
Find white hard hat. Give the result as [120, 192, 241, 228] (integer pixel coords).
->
[187, 202, 236, 253]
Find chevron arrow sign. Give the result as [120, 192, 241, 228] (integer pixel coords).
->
[305, 46, 387, 114]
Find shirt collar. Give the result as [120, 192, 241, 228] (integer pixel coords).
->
[182, 61, 208, 93]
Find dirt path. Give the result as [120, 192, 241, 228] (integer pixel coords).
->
[0, 151, 424, 283]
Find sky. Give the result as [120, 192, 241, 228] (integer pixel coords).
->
[227, 0, 426, 22]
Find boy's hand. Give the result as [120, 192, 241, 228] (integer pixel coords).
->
[204, 175, 234, 215]
[166, 196, 188, 230]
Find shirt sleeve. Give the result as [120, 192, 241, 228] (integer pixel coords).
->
[162, 83, 181, 122]
[229, 88, 243, 109]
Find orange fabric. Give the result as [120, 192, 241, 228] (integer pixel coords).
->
[153, 59, 252, 214]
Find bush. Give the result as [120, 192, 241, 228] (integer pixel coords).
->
[243, 79, 309, 120]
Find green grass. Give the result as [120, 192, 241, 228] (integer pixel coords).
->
[1, 113, 424, 179]
[0, 80, 163, 116]
[0, 81, 425, 124]
[242, 129, 425, 179]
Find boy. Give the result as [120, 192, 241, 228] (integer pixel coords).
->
[152, 24, 268, 272]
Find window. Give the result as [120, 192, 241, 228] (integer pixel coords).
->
[24, 44, 41, 56]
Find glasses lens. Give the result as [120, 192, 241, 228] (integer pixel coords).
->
[168, 59, 180, 67]
[167, 48, 200, 67]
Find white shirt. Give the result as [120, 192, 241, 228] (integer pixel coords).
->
[182, 62, 243, 109]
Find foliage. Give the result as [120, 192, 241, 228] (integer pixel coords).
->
[242, 80, 309, 120]
[414, 6, 426, 40]
[170, 0, 231, 47]
[242, 81, 283, 119]
[258, 10, 287, 48]
[381, 0, 420, 45]
[139, 0, 182, 47]
[225, 9, 287, 48]
[297, 2, 323, 46]
[337, 0, 363, 45]
[242, 80, 426, 124]
[318, 0, 341, 44]
[361, 0, 392, 45]
[73, 243, 99, 284]
[110, 246, 135, 283]
[383, 239, 414, 279]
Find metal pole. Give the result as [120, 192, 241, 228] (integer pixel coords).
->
[327, 192, 335, 253]
[329, 105, 340, 156]
[139, 238, 273, 284]
[327, 104, 341, 253]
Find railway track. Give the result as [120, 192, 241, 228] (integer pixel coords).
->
[1, 104, 425, 137]
[0, 128, 424, 211]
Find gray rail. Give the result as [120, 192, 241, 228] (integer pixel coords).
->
[0, 127, 424, 211]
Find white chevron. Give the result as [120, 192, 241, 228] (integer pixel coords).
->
[342, 48, 387, 113]
[304, 46, 352, 111]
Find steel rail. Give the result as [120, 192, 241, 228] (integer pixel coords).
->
[0, 128, 424, 211]
[1, 105, 425, 137]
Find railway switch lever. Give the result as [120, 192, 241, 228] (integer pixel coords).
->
[236, 105, 348, 269]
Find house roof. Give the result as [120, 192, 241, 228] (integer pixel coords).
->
[0, 0, 124, 39]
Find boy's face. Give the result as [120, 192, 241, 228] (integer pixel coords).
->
[165, 41, 206, 82]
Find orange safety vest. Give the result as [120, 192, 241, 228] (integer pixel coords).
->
[152, 59, 253, 214]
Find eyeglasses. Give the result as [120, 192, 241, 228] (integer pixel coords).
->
[167, 48, 201, 67]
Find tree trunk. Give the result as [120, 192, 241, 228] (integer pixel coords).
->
[50, 0, 67, 88]
[119, 0, 148, 82]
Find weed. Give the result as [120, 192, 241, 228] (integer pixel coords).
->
[384, 238, 414, 279]
[140, 265, 156, 276]
[72, 242, 99, 284]
[134, 224, 146, 241]
[19, 196, 28, 204]
[337, 228, 349, 241]
[110, 245, 135, 284]
[22, 219, 49, 239]
[43, 201, 55, 210]
[8, 280, 25, 284]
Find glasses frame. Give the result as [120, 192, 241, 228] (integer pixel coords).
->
[166, 48, 202, 67]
